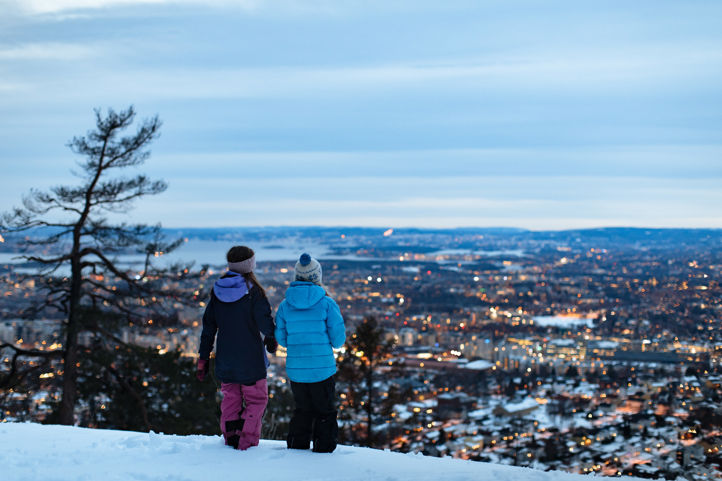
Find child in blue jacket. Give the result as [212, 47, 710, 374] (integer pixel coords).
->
[275, 253, 346, 453]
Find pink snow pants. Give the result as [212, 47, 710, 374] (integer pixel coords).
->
[220, 379, 268, 450]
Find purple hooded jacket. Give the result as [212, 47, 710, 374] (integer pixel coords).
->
[198, 271, 274, 384]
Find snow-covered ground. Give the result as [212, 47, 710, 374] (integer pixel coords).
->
[0, 422, 605, 481]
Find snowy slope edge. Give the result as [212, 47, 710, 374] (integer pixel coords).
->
[1, 422, 613, 481]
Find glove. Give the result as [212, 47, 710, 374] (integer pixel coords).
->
[264, 336, 278, 354]
[196, 358, 209, 381]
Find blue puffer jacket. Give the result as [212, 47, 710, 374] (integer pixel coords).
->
[275, 281, 346, 383]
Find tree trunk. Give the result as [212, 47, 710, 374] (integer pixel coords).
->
[59, 337, 78, 424]
[59, 144, 102, 425]
[58, 251, 82, 424]
[365, 354, 374, 447]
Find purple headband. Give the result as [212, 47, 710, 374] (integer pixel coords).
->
[228, 255, 256, 274]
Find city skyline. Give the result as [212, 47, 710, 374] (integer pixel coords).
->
[1, 1, 721, 229]
[3, 225, 721, 478]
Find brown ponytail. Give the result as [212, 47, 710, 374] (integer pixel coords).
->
[243, 271, 267, 299]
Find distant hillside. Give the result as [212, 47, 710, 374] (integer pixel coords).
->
[3, 225, 720, 254]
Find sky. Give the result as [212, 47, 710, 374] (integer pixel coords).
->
[1, 0, 721, 229]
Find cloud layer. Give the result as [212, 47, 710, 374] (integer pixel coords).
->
[5, 0, 259, 14]
[1, 1, 721, 228]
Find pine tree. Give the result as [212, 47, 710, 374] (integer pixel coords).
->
[337, 316, 394, 447]
[75, 345, 219, 434]
[0, 107, 191, 425]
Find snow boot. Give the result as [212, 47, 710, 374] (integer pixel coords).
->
[287, 410, 314, 449]
[312, 412, 338, 453]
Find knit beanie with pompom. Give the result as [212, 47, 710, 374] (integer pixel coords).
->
[294, 253, 322, 285]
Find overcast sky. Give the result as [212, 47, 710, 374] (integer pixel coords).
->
[1, 0, 721, 229]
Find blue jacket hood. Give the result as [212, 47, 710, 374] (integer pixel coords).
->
[213, 271, 250, 302]
[285, 281, 326, 309]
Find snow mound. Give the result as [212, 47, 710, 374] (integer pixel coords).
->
[463, 359, 494, 370]
[532, 316, 595, 328]
[1, 422, 595, 481]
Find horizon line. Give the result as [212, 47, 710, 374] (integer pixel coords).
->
[158, 225, 722, 232]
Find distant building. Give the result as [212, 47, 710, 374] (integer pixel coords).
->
[586, 340, 618, 358]
[611, 350, 681, 364]
[398, 327, 416, 346]
[493, 398, 540, 418]
[0, 320, 16, 342]
[437, 392, 475, 419]
[461, 337, 495, 360]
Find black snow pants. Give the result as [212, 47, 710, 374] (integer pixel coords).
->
[287, 376, 338, 453]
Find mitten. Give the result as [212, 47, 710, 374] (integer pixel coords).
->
[196, 358, 209, 381]
[264, 336, 278, 354]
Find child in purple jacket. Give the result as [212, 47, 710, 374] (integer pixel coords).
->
[196, 246, 277, 450]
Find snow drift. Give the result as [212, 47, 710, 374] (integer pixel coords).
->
[1, 422, 608, 481]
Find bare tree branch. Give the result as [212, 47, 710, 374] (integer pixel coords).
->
[0, 342, 62, 358]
